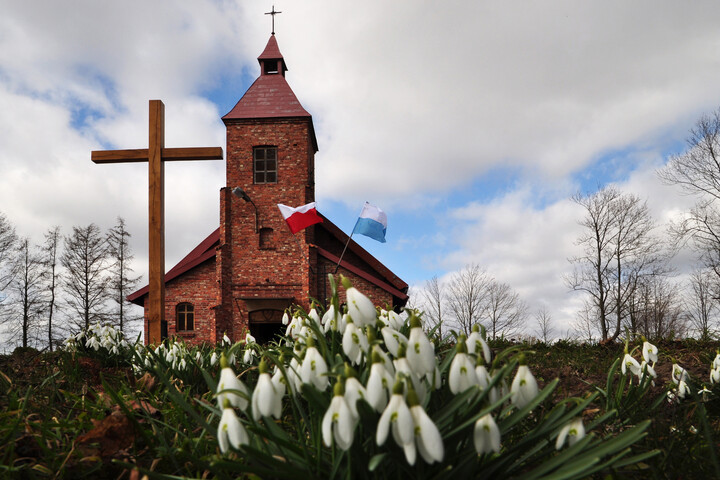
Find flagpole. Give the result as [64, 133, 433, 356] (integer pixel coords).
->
[335, 217, 358, 275]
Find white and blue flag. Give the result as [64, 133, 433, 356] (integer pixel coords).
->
[352, 202, 387, 243]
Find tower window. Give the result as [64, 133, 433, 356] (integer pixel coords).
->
[254, 147, 277, 184]
[259, 227, 274, 249]
[264, 60, 279, 74]
[176, 302, 194, 331]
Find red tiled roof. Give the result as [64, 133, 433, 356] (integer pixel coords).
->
[222, 74, 311, 120]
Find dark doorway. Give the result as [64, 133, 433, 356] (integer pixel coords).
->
[248, 309, 285, 344]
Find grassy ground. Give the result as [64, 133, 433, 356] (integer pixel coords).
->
[1, 339, 718, 479]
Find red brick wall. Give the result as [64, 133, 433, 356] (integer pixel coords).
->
[220, 117, 317, 341]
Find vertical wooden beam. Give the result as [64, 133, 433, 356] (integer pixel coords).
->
[148, 100, 165, 344]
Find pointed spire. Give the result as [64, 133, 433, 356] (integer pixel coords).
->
[258, 35, 287, 76]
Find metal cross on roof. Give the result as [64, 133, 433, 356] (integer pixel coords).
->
[265, 5, 282, 35]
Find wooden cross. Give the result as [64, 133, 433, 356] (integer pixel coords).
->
[92, 100, 223, 344]
[265, 5, 282, 34]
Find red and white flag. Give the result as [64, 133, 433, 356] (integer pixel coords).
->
[277, 202, 323, 234]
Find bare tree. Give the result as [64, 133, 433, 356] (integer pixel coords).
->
[567, 187, 669, 342]
[483, 281, 527, 340]
[628, 276, 686, 340]
[534, 305, 554, 343]
[61, 224, 110, 333]
[107, 217, 141, 334]
[41, 226, 61, 350]
[447, 264, 491, 335]
[8, 238, 46, 348]
[685, 269, 719, 341]
[421, 275, 446, 339]
[659, 107, 720, 285]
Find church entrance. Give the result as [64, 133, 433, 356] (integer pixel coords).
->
[248, 309, 285, 344]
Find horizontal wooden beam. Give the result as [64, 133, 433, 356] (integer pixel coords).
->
[92, 147, 223, 164]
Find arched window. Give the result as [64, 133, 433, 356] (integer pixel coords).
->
[176, 303, 194, 331]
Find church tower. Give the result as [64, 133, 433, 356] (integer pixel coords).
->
[216, 34, 319, 342]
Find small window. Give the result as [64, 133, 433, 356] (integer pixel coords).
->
[177, 303, 194, 331]
[264, 60, 279, 74]
[254, 147, 277, 184]
[259, 227, 274, 249]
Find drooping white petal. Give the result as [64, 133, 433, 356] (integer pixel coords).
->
[466, 330, 492, 364]
[555, 418, 586, 449]
[448, 352, 479, 394]
[642, 341, 658, 364]
[367, 362, 392, 412]
[410, 405, 444, 464]
[218, 407, 248, 453]
[381, 327, 408, 357]
[346, 287, 377, 327]
[406, 327, 436, 376]
[622, 354, 641, 376]
[216, 367, 249, 410]
[474, 414, 501, 455]
[510, 365, 539, 409]
[377, 394, 413, 447]
[300, 346, 329, 391]
[252, 372, 280, 421]
[322, 395, 355, 450]
[344, 377, 367, 418]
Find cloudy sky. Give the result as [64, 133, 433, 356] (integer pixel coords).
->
[1, 0, 719, 338]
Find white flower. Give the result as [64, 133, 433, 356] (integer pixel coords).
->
[406, 317, 436, 377]
[381, 327, 408, 357]
[322, 389, 356, 450]
[376, 390, 414, 449]
[474, 414, 501, 455]
[210, 352, 219, 366]
[367, 360, 393, 412]
[216, 364, 250, 410]
[449, 350, 478, 394]
[713, 353, 720, 370]
[511, 364, 539, 409]
[345, 284, 377, 327]
[343, 377, 367, 418]
[672, 363, 689, 385]
[322, 304, 340, 332]
[282, 312, 290, 325]
[385, 310, 405, 330]
[243, 347, 256, 365]
[677, 380, 690, 400]
[251, 371, 282, 421]
[300, 345, 329, 391]
[342, 321, 367, 365]
[622, 353, 641, 376]
[467, 326, 492, 364]
[218, 407, 249, 453]
[410, 404, 444, 464]
[308, 308, 322, 330]
[394, 356, 426, 404]
[556, 418, 586, 449]
[642, 341, 658, 364]
[223, 334, 232, 346]
[711, 366, 720, 385]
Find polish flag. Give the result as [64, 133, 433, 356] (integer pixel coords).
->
[277, 202, 323, 234]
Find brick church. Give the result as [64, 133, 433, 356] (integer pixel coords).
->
[128, 34, 409, 345]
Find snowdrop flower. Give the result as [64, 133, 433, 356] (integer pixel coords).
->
[642, 340, 658, 364]
[510, 357, 539, 410]
[448, 337, 478, 394]
[367, 350, 394, 412]
[713, 352, 720, 370]
[406, 314, 436, 377]
[556, 418, 586, 449]
[474, 414, 501, 455]
[222, 333, 232, 346]
[218, 403, 249, 453]
[380, 309, 405, 330]
[216, 355, 250, 410]
[677, 380, 690, 400]
[711, 366, 720, 385]
[672, 363, 689, 385]
[376, 381, 414, 452]
[282, 312, 290, 325]
[407, 387, 444, 465]
[699, 385, 712, 401]
[622, 353, 641, 377]
[343, 278, 377, 327]
[287, 354, 303, 393]
[251, 360, 283, 421]
[381, 326, 407, 357]
[342, 320, 367, 365]
[394, 344, 427, 404]
[322, 304, 340, 332]
[300, 339, 329, 391]
[86, 335, 100, 351]
[210, 351, 219, 366]
[639, 361, 657, 386]
[467, 324, 492, 364]
[308, 307, 322, 330]
[343, 374, 368, 418]
[475, 359, 499, 403]
[322, 382, 357, 450]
